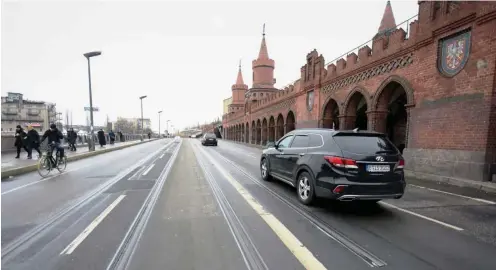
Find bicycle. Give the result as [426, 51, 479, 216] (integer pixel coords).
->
[37, 143, 68, 177]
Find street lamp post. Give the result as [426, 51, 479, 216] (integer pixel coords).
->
[139, 95, 147, 141]
[158, 110, 163, 138]
[84, 51, 102, 151]
[166, 120, 170, 137]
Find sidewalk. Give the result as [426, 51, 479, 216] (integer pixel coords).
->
[1, 139, 157, 179]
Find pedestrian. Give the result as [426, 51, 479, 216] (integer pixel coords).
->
[97, 129, 106, 148]
[109, 130, 116, 145]
[68, 128, 77, 151]
[14, 125, 29, 159]
[148, 132, 151, 140]
[26, 125, 42, 159]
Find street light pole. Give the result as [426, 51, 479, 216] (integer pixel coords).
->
[166, 120, 170, 137]
[139, 95, 147, 141]
[84, 51, 102, 152]
[158, 110, 163, 138]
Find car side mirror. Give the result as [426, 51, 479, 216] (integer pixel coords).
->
[265, 141, 275, 149]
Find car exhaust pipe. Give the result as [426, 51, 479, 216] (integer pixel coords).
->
[339, 197, 355, 202]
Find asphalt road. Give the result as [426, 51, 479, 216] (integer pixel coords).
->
[2, 138, 496, 270]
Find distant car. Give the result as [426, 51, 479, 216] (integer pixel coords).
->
[201, 133, 217, 146]
[260, 128, 405, 205]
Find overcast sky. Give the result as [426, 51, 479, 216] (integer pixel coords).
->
[1, 0, 418, 132]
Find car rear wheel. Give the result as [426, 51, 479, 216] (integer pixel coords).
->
[260, 158, 272, 181]
[297, 171, 316, 205]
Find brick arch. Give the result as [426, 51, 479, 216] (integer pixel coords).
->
[255, 119, 261, 145]
[251, 120, 256, 144]
[372, 75, 415, 110]
[321, 95, 342, 130]
[321, 94, 344, 118]
[245, 122, 250, 143]
[342, 86, 371, 130]
[286, 110, 296, 133]
[262, 118, 268, 145]
[276, 113, 285, 140]
[343, 86, 372, 115]
[268, 116, 275, 142]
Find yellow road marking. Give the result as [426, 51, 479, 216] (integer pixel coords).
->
[196, 144, 327, 270]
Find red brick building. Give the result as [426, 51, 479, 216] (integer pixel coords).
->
[222, 1, 496, 184]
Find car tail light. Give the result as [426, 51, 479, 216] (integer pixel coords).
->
[333, 185, 347, 194]
[397, 159, 405, 169]
[324, 156, 358, 169]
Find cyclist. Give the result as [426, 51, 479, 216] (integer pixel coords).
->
[40, 123, 65, 159]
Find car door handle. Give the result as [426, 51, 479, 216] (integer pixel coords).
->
[299, 153, 305, 157]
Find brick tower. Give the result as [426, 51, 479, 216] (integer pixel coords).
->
[246, 24, 278, 104]
[375, 0, 397, 39]
[228, 61, 248, 114]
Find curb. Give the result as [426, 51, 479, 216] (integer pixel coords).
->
[404, 170, 496, 195]
[1, 139, 159, 180]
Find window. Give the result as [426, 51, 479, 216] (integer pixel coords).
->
[277, 136, 293, 149]
[290, 135, 309, 148]
[308, 134, 324, 147]
[205, 133, 216, 139]
[333, 135, 398, 154]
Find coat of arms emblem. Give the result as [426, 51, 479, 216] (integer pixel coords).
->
[306, 90, 314, 112]
[438, 30, 471, 77]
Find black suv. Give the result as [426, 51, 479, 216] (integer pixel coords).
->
[201, 133, 218, 146]
[260, 128, 405, 205]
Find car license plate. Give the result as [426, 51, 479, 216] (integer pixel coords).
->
[366, 165, 390, 172]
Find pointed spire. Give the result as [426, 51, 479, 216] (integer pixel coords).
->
[236, 59, 244, 85]
[258, 23, 269, 60]
[378, 1, 397, 34]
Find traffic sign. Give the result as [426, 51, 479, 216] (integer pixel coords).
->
[84, 107, 99, 112]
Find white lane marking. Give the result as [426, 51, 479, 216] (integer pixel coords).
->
[195, 144, 327, 270]
[1, 163, 94, 196]
[159, 153, 165, 159]
[379, 202, 464, 231]
[142, 164, 155, 176]
[408, 184, 496, 205]
[60, 194, 126, 255]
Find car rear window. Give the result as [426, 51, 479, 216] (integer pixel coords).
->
[205, 133, 216, 138]
[333, 134, 398, 154]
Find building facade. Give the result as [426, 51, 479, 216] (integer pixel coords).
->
[221, 1, 496, 183]
[223, 97, 233, 115]
[1, 92, 57, 133]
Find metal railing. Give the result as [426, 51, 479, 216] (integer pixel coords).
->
[324, 14, 418, 67]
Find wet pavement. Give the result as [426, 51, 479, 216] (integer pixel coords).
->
[1, 140, 143, 172]
[2, 138, 496, 270]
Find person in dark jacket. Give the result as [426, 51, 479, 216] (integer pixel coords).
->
[67, 128, 77, 151]
[40, 124, 65, 158]
[14, 125, 29, 159]
[26, 125, 41, 159]
[109, 130, 116, 145]
[97, 129, 106, 148]
[148, 132, 151, 140]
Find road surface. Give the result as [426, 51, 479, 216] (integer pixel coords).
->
[2, 138, 496, 270]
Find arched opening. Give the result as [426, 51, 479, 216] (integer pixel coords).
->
[376, 81, 409, 153]
[241, 124, 245, 142]
[322, 98, 340, 129]
[345, 91, 368, 130]
[256, 119, 262, 145]
[262, 118, 268, 145]
[251, 120, 256, 144]
[268, 116, 275, 143]
[276, 114, 285, 141]
[245, 122, 249, 143]
[286, 111, 296, 133]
